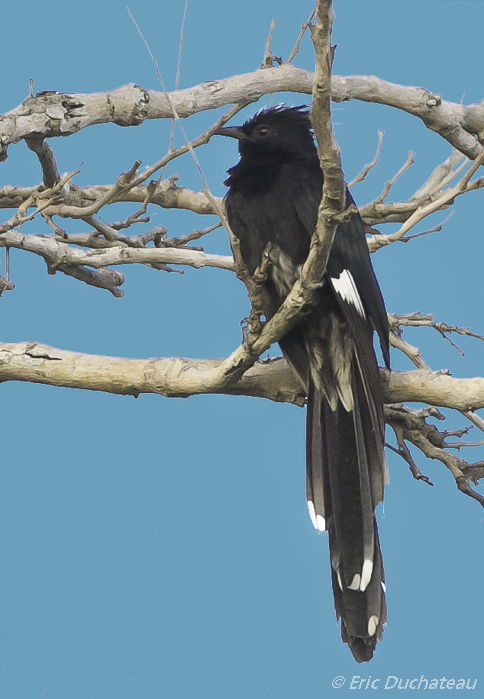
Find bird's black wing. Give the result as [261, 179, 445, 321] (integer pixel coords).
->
[329, 191, 390, 369]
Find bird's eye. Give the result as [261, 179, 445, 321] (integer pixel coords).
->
[257, 126, 269, 137]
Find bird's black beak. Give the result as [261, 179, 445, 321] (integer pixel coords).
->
[213, 126, 246, 140]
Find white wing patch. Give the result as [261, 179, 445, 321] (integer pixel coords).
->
[347, 560, 373, 592]
[368, 615, 379, 637]
[331, 269, 366, 318]
[307, 500, 317, 529]
[360, 559, 373, 592]
[307, 500, 326, 532]
[348, 573, 361, 591]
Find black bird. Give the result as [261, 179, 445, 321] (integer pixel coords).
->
[216, 105, 390, 663]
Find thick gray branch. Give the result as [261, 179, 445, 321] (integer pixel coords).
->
[2, 69, 483, 160]
[2, 342, 484, 413]
[0, 342, 305, 405]
[381, 369, 484, 412]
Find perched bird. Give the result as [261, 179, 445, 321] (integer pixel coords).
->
[216, 105, 390, 663]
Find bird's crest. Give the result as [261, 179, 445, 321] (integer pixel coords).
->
[245, 104, 312, 130]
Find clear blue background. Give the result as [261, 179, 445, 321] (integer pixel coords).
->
[1, 1, 483, 697]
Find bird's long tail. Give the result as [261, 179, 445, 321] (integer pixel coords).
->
[306, 375, 387, 663]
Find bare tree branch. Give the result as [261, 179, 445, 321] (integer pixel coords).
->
[260, 18, 281, 69]
[385, 429, 435, 486]
[2, 148, 481, 240]
[17, 104, 246, 222]
[368, 150, 484, 250]
[381, 370, 484, 412]
[386, 403, 484, 510]
[398, 211, 454, 245]
[0, 178, 221, 216]
[375, 150, 416, 203]
[284, 7, 316, 64]
[2, 69, 484, 160]
[462, 410, 484, 434]
[48, 264, 125, 297]
[347, 129, 384, 188]
[308, 0, 346, 286]
[389, 311, 484, 343]
[0, 228, 234, 274]
[24, 136, 60, 187]
[389, 332, 431, 371]
[0, 342, 307, 405]
[2, 341, 484, 415]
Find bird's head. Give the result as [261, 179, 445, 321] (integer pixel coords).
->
[215, 105, 316, 160]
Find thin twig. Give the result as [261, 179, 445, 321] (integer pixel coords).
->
[445, 439, 484, 450]
[260, 19, 281, 68]
[399, 210, 454, 242]
[388, 312, 484, 361]
[128, 7, 250, 196]
[43, 214, 67, 238]
[285, 7, 316, 64]
[160, 0, 189, 182]
[166, 222, 222, 247]
[385, 403, 484, 511]
[54, 225, 169, 250]
[128, 7, 207, 184]
[175, 0, 188, 91]
[0, 168, 81, 235]
[385, 436, 435, 486]
[348, 130, 384, 188]
[409, 151, 466, 202]
[462, 410, 484, 434]
[375, 151, 415, 203]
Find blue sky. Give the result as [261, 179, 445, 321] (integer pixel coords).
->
[1, 1, 483, 698]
